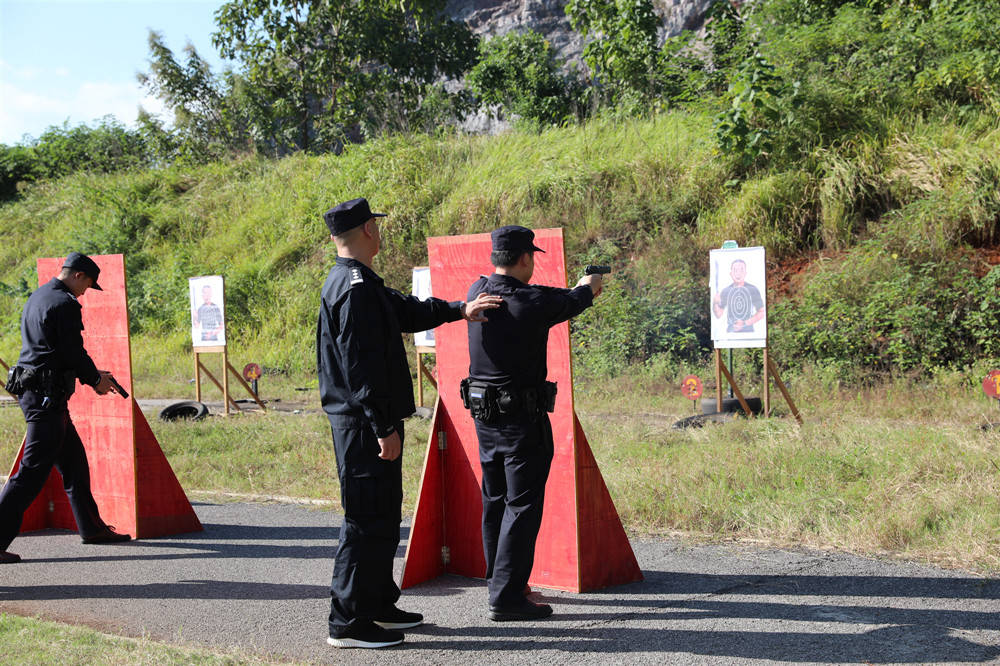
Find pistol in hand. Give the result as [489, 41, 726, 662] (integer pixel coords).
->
[107, 374, 129, 399]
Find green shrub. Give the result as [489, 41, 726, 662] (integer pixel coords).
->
[467, 31, 585, 126]
[771, 247, 1000, 376]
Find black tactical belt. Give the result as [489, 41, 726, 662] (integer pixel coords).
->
[459, 378, 557, 423]
[4, 365, 75, 399]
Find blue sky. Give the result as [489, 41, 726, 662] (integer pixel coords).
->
[0, 0, 228, 145]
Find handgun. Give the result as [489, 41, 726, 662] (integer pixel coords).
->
[107, 374, 129, 399]
[584, 265, 611, 275]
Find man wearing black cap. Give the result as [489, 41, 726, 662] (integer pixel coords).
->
[0, 252, 130, 565]
[317, 198, 501, 649]
[464, 225, 602, 621]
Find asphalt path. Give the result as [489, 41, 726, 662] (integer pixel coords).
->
[1, 501, 998, 664]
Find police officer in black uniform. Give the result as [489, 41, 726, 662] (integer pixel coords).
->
[0, 252, 131, 565]
[464, 226, 602, 620]
[317, 198, 501, 649]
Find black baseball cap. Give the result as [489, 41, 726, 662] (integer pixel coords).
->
[490, 225, 545, 254]
[323, 198, 387, 236]
[62, 252, 102, 291]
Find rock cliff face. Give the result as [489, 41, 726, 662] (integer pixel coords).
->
[445, 0, 716, 63]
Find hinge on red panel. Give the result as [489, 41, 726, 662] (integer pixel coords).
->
[437, 431, 447, 450]
[441, 546, 451, 565]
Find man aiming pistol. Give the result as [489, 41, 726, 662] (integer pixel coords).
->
[1, 252, 131, 565]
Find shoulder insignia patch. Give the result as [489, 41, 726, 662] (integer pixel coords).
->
[350, 268, 364, 286]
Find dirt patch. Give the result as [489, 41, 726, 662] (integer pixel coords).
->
[767, 249, 843, 301]
[766, 244, 1000, 298]
[974, 243, 1000, 277]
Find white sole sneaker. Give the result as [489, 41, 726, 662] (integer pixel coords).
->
[374, 619, 423, 629]
[327, 636, 404, 649]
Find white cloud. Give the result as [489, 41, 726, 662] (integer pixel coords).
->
[0, 78, 171, 144]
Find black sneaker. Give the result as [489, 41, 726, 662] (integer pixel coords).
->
[81, 525, 131, 544]
[327, 621, 404, 649]
[489, 599, 554, 621]
[374, 605, 423, 630]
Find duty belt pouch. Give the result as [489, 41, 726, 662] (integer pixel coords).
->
[460, 377, 500, 423]
[4, 366, 24, 395]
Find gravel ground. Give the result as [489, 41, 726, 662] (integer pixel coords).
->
[1, 501, 998, 664]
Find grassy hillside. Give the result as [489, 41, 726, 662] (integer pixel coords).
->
[0, 109, 998, 386]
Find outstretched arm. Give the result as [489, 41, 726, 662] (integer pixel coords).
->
[460, 292, 502, 321]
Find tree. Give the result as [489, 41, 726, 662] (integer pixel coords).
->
[138, 31, 259, 159]
[566, 0, 661, 108]
[211, 0, 479, 151]
[467, 31, 585, 126]
[0, 143, 40, 200]
[0, 117, 169, 200]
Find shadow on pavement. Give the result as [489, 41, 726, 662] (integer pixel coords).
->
[408, 623, 1000, 663]
[581, 569, 1000, 601]
[0, 580, 326, 601]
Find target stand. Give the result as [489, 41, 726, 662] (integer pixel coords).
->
[709, 245, 801, 423]
[713, 348, 802, 423]
[193, 346, 265, 415]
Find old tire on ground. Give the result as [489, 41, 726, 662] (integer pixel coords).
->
[159, 400, 210, 421]
[701, 396, 763, 415]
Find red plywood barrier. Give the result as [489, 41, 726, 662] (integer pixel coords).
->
[6, 255, 201, 538]
[401, 230, 641, 592]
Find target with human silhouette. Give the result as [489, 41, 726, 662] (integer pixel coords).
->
[710, 246, 766, 348]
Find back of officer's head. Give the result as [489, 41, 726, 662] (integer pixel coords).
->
[490, 226, 545, 267]
[490, 249, 526, 268]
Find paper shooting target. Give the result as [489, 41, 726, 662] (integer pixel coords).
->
[727, 285, 755, 322]
[709, 246, 767, 348]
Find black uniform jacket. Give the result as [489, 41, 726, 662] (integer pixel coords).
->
[467, 273, 593, 388]
[16, 277, 100, 387]
[317, 257, 463, 437]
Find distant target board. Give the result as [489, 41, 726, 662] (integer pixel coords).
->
[189, 275, 226, 347]
[412, 266, 435, 347]
[710, 246, 767, 348]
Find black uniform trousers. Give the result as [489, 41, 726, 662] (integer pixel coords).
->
[476, 413, 554, 608]
[0, 390, 105, 551]
[328, 419, 405, 636]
